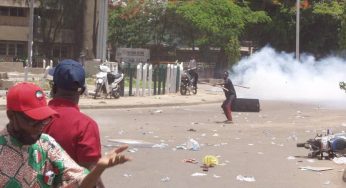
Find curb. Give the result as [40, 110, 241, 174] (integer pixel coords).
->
[0, 98, 223, 111]
[78, 100, 223, 110]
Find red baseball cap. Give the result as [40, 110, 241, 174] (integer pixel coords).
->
[7, 82, 57, 120]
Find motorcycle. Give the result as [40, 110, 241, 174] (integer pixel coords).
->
[180, 69, 197, 95]
[94, 64, 124, 99]
[297, 132, 346, 160]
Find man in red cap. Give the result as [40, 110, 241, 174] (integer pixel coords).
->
[0, 82, 130, 188]
[43, 59, 105, 187]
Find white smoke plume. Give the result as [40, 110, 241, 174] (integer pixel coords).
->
[231, 46, 346, 107]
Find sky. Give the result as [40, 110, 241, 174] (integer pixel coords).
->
[230, 46, 346, 108]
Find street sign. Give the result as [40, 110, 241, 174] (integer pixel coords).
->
[116, 48, 150, 64]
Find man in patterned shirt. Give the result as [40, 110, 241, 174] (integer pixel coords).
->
[0, 82, 130, 188]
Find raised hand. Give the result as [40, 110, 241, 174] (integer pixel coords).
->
[97, 145, 131, 169]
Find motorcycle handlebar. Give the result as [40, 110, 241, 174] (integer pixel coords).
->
[296, 143, 306, 147]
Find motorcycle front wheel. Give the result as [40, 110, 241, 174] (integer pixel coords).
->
[94, 83, 102, 99]
[180, 85, 187, 95]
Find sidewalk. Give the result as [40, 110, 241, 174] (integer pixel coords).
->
[0, 84, 225, 110]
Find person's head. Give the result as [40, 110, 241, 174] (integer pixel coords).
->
[223, 71, 229, 80]
[51, 59, 86, 103]
[6, 82, 57, 145]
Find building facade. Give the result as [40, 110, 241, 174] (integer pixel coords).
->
[0, 0, 97, 65]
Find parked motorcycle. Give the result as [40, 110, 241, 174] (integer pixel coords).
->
[297, 132, 346, 160]
[180, 69, 197, 95]
[94, 64, 124, 99]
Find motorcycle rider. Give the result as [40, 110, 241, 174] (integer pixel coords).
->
[221, 71, 237, 123]
[188, 56, 198, 89]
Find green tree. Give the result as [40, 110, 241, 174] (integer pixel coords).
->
[108, 0, 168, 48]
[339, 1, 346, 51]
[174, 0, 269, 71]
[245, 0, 343, 57]
[36, 0, 84, 60]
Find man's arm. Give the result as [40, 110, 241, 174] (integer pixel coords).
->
[80, 162, 105, 188]
[79, 145, 131, 188]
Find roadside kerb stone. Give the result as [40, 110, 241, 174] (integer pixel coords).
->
[0, 84, 224, 110]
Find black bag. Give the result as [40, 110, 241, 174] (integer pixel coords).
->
[232, 98, 260, 112]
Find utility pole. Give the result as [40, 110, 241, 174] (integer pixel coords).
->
[28, 0, 34, 67]
[296, 0, 300, 62]
[97, 0, 108, 62]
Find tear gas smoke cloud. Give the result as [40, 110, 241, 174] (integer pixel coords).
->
[231, 47, 346, 107]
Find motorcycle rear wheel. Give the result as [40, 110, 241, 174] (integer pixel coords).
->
[94, 83, 102, 99]
[192, 87, 197, 95]
[112, 88, 120, 99]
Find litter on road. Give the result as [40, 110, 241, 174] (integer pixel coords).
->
[191, 172, 207, 177]
[236, 175, 256, 182]
[299, 166, 333, 172]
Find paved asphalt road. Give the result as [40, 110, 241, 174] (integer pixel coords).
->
[0, 100, 346, 187]
[86, 101, 345, 188]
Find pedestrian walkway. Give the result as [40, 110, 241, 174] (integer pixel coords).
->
[0, 83, 224, 110]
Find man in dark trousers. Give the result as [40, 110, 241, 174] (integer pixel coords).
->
[221, 71, 237, 123]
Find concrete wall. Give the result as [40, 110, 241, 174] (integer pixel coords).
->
[0, 0, 40, 8]
[0, 25, 28, 41]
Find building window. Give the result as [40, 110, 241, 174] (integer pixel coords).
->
[60, 47, 67, 58]
[0, 7, 25, 17]
[10, 8, 25, 17]
[0, 43, 6, 55]
[8, 44, 15, 56]
[0, 7, 9, 16]
[16, 44, 24, 57]
[0, 42, 26, 57]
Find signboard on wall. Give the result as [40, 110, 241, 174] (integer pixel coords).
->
[116, 48, 150, 64]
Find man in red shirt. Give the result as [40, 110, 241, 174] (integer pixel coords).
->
[43, 59, 105, 188]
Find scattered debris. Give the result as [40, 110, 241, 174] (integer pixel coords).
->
[236, 175, 256, 182]
[108, 139, 155, 148]
[182, 158, 198, 164]
[128, 148, 138, 153]
[333, 157, 346, 164]
[213, 174, 221, 178]
[151, 109, 162, 114]
[287, 133, 298, 141]
[203, 155, 219, 167]
[152, 143, 169, 149]
[160, 177, 170, 182]
[202, 165, 209, 171]
[191, 172, 207, 177]
[175, 145, 187, 150]
[299, 166, 333, 172]
[287, 156, 296, 160]
[186, 139, 200, 151]
[123, 173, 132, 178]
